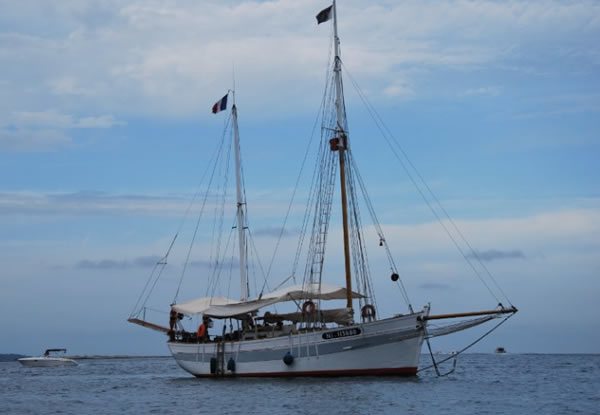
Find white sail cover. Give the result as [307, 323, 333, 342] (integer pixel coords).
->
[171, 296, 238, 316]
[171, 283, 364, 318]
[426, 315, 496, 338]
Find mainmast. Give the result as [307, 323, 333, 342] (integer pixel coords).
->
[332, 0, 353, 310]
[232, 100, 249, 301]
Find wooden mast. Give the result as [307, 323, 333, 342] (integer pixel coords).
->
[232, 97, 249, 301]
[332, 0, 353, 310]
[339, 137, 353, 309]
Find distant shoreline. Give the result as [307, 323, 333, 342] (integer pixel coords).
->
[68, 355, 171, 360]
[0, 354, 170, 362]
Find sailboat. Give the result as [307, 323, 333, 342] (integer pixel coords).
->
[129, 1, 517, 377]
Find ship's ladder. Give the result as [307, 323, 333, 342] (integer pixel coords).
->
[215, 340, 226, 376]
[309, 153, 337, 280]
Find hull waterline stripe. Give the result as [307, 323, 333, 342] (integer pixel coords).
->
[192, 367, 418, 378]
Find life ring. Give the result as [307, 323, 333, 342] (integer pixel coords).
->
[302, 300, 316, 314]
[361, 304, 376, 320]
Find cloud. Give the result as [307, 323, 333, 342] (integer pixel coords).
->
[365, 207, 600, 265]
[0, 191, 192, 216]
[418, 282, 453, 290]
[75, 255, 161, 270]
[9, 110, 73, 129]
[0, 110, 125, 152]
[48, 77, 107, 96]
[132, 255, 163, 267]
[75, 115, 125, 128]
[5, 110, 125, 129]
[0, 190, 295, 220]
[2, 0, 598, 120]
[466, 249, 526, 262]
[253, 227, 297, 238]
[462, 86, 502, 97]
[188, 258, 239, 269]
[0, 129, 71, 152]
[383, 82, 414, 98]
[515, 94, 600, 119]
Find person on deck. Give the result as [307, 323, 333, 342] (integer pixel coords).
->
[168, 309, 177, 341]
[197, 316, 210, 342]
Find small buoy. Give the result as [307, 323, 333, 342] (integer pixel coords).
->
[391, 273, 399, 282]
[209, 357, 217, 374]
[283, 352, 294, 366]
[227, 358, 236, 372]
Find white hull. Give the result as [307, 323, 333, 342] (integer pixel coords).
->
[169, 311, 427, 377]
[18, 357, 78, 367]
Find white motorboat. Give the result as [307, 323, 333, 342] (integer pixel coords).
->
[18, 349, 78, 367]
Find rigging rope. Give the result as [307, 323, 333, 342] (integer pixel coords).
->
[173, 114, 232, 303]
[247, 228, 268, 294]
[131, 114, 233, 314]
[207, 123, 233, 287]
[348, 151, 412, 310]
[425, 337, 457, 377]
[299, 59, 346, 291]
[261, 25, 336, 294]
[207, 216, 236, 299]
[137, 234, 177, 313]
[129, 233, 177, 318]
[260, 78, 328, 297]
[341, 61, 513, 307]
[345, 149, 377, 312]
[417, 312, 515, 374]
[226, 228, 236, 300]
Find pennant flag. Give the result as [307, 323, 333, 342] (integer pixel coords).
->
[211, 93, 228, 114]
[316, 5, 333, 24]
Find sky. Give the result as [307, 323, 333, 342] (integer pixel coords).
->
[1, 0, 599, 356]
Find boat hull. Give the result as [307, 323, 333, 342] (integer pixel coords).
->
[169, 312, 426, 377]
[18, 357, 78, 367]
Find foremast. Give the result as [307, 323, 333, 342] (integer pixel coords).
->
[332, 0, 353, 310]
[232, 98, 249, 301]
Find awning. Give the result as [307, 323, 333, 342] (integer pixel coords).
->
[171, 283, 364, 318]
[171, 296, 238, 316]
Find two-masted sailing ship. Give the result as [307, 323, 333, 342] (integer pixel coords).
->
[129, 1, 517, 377]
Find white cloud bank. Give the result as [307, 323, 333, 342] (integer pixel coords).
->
[1, 0, 598, 120]
[2, 189, 598, 271]
[0, 110, 125, 151]
[5, 110, 124, 129]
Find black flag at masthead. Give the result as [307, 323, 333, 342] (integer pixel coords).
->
[316, 5, 333, 24]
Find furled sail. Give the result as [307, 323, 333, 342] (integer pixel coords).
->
[426, 315, 496, 338]
[170, 296, 239, 316]
[172, 283, 364, 318]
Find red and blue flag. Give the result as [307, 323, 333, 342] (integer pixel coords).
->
[211, 94, 228, 114]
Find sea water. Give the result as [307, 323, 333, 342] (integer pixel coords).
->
[1, 354, 598, 414]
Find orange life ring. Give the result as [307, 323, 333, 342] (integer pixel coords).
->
[361, 304, 376, 320]
[302, 300, 316, 314]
